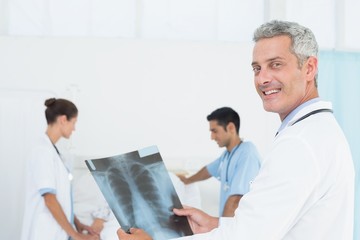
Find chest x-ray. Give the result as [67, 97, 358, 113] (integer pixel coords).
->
[85, 146, 193, 240]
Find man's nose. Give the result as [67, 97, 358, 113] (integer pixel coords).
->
[256, 69, 272, 85]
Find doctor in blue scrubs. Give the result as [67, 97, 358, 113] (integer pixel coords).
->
[178, 107, 261, 217]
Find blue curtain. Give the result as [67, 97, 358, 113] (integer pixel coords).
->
[318, 51, 360, 240]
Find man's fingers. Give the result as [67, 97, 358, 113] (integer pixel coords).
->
[117, 228, 128, 237]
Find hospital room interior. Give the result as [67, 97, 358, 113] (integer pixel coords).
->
[0, 0, 359, 239]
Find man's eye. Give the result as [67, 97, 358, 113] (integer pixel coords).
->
[252, 66, 260, 73]
[271, 62, 281, 68]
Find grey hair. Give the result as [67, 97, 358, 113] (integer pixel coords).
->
[253, 20, 319, 85]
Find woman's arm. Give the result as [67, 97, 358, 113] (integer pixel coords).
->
[43, 193, 99, 240]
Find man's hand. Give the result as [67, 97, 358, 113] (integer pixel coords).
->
[117, 228, 152, 240]
[177, 174, 190, 184]
[173, 207, 219, 234]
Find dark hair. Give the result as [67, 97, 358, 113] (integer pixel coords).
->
[207, 107, 240, 134]
[44, 98, 78, 124]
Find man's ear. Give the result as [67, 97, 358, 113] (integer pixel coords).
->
[305, 56, 318, 82]
[226, 122, 236, 133]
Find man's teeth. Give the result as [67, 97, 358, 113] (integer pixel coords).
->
[265, 89, 280, 95]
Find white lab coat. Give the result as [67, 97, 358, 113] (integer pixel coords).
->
[21, 134, 72, 240]
[177, 101, 354, 240]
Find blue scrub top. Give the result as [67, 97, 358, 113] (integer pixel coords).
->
[206, 141, 261, 216]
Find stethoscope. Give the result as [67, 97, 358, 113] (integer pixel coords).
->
[218, 142, 242, 191]
[275, 108, 333, 137]
[291, 108, 333, 125]
[53, 143, 73, 181]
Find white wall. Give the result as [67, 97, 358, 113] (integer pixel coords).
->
[0, 36, 280, 239]
[0, 89, 54, 240]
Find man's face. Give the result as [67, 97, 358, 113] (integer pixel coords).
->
[251, 35, 315, 120]
[209, 120, 231, 148]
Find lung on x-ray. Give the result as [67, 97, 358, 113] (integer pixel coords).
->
[85, 145, 193, 240]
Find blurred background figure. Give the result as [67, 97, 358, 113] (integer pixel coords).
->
[178, 107, 261, 217]
[21, 98, 99, 240]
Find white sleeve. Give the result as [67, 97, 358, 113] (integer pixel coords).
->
[209, 136, 319, 239]
[31, 145, 57, 192]
[172, 136, 319, 239]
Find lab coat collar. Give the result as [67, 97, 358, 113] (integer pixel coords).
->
[276, 99, 333, 136]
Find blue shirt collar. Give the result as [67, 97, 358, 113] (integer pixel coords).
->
[277, 97, 321, 134]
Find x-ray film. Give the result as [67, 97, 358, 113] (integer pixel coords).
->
[85, 145, 193, 240]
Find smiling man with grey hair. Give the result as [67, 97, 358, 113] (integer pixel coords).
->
[117, 20, 355, 240]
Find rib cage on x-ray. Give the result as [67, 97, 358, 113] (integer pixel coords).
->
[107, 161, 171, 229]
[86, 148, 193, 240]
